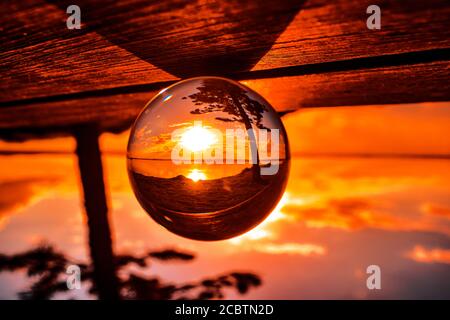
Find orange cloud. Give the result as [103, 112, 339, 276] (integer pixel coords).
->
[285, 196, 450, 235]
[285, 198, 386, 230]
[254, 243, 326, 256]
[421, 203, 450, 218]
[406, 246, 450, 265]
[283, 103, 450, 156]
[0, 177, 61, 229]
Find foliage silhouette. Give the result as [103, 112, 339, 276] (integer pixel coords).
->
[0, 243, 261, 300]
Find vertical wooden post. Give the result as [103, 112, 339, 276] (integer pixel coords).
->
[74, 124, 119, 300]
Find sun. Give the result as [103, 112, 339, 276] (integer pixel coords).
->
[187, 169, 207, 182]
[180, 125, 217, 152]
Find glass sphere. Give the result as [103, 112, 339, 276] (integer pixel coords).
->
[127, 77, 290, 241]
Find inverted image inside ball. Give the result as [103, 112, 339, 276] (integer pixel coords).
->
[127, 77, 290, 241]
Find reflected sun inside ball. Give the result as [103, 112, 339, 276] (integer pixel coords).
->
[180, 125, 217, 152]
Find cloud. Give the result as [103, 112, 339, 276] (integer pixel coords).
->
[168, 122, 193, 128]
[282, 103, 450, 156]
[285, 197, 383, 230]
[0, 177, 61, 224]
[129, 132, 175, 158]
[285, 197, 450, 235]
[406, 245, 450, 265]
[253, 243, 326, 256]
[421, 203, 450, 218]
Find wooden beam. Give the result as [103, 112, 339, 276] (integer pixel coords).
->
[1, 60, 448, 140]
[243, 60, 450, 110]
[1, 0, 449, 102]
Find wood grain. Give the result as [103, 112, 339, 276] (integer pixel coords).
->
[243, 61, 450, 110]
[1, 0, 449, 103]
[1, 61, 448, 140]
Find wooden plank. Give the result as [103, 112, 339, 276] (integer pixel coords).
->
[0, 91, 157, 140]
[0, 0, 177, 102]
[243, 61, 450, 109]
[1, 61, 448, 140]
[1, 0, 449, 103]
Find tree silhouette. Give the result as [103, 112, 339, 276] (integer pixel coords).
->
[184, 79, 269, 182]
[0, 244, 261, 300]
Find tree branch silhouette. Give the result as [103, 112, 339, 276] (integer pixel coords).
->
[0, 243, 261, 300]
[184, 79, 270, 181]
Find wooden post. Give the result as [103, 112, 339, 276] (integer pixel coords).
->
[74, 124, 119, 300]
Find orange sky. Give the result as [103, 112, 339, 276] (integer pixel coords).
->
[0, 103, 449, 299]
[109, 102, 450, 156]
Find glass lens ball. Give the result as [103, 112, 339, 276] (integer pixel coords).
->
[127, 77, 290, 241]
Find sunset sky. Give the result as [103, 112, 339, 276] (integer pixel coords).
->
[0, 102, 449, 299]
